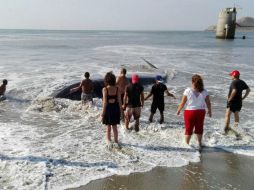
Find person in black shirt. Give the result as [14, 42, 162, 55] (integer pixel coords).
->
[123, 74, 144, 132]
[145, 75, 176, 124]
[224, 70, 250, 134]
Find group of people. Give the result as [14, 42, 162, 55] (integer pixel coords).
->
[0, 68, 250, 150]
[100, 70, 178, 148]
[69, 68, 251, 150]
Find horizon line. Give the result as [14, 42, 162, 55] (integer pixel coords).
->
[0, 28, 205, 32]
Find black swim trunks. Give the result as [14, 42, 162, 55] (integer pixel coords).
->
[151, 102, 164, 113]
[227, 101, 242, 113]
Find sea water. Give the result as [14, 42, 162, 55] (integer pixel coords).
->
[0, 30, 253, 189]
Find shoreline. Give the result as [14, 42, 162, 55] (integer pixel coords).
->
[69, 147, 254, 190]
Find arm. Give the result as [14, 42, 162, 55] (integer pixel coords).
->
[117, 88, 123, 117]
[70, 80, 82, 93]
[116, 77, 120, 86]
[122, 91, 128, 109]
[242, 88, 250, 101]
[144, 93, 152, 101]
[140, 92, 145, 108]
[176, 95, 187, 115]
[101, 88, 107, 117]
[166, 90, 176, 99]
[228, 89, 237, 102]
[205, 95, 212, 117]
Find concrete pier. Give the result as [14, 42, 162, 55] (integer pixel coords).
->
[216, 8, 237, 39]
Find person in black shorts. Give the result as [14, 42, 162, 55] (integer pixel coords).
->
[224, 70, 251, 134]
[145, 75, 176, 124]
[101, 72, 123, 148]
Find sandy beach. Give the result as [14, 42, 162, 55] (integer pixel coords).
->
[71, 148, 254, 190]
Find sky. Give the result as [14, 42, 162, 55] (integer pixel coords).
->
[0, 0, 253, 31]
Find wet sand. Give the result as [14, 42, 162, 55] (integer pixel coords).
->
[70, 148, 254, 190]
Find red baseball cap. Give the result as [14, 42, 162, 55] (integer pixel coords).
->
[229, 70, 240, 77]
[132, 74, 139, 84]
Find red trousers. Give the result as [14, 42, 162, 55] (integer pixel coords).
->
[184, 110, 205, 135]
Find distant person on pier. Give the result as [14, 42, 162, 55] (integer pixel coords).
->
[70, 72, 94, 104]
[224, 70, 250, 134]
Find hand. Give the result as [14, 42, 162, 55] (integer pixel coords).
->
[208, 110, 212, 117]
[176, 110, 180, 115]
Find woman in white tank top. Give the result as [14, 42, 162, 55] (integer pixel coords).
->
[176, 74, 212, 149]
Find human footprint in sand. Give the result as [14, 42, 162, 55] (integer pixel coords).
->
[176, 74, 212, 149]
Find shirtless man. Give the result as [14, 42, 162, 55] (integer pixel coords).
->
[116, 68, 129, 104]
[116, 68, 129, 119]
[70, 72, 94, 104]
[0, 79, 8, 101]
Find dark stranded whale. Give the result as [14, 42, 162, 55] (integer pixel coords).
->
[53, 74, 167, 100]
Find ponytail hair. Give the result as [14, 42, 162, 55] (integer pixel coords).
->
[192, 74, 204, 92]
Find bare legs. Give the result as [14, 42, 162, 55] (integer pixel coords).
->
[196, 134, 202, 147]
[125, 117, 130, 130]
[134, 118, 140, 132]
[185, 135, 191, 145]
[125, 117, 140, 132]
[125, 107, 140, 132]
[234, 112, 239, 124]
[112, 125, 118, 143]
[106, 125, 118, 143]
[224, 108, 240, 133]
[185, 134, 202, 147]
[224, 108, 231, 133]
